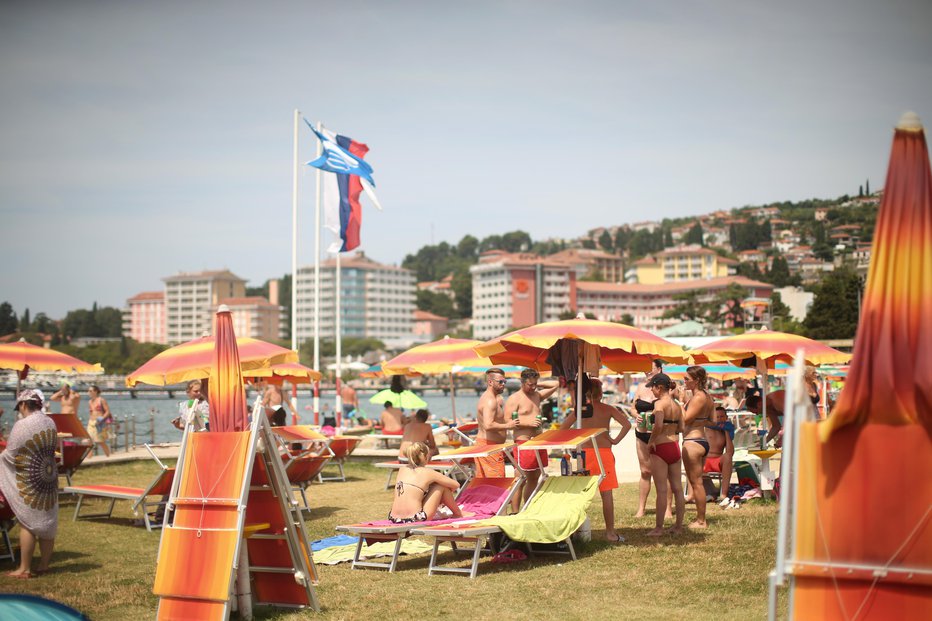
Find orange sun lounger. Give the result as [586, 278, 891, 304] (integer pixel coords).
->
[49, 412, 94, 487]
[335, 443, 518, 573]
[271, 426, 333, 509]
[64, 445, 174, 531]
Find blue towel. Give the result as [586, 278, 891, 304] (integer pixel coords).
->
[311, 535, 358, 551]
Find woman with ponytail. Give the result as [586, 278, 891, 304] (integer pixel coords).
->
[388, 442, 469, 524]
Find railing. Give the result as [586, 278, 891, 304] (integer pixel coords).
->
[105, 408, 158, 454]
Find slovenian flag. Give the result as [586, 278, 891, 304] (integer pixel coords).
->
[321, 133, 368, 253]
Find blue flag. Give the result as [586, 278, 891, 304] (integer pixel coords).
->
[304, 118, 375, 186]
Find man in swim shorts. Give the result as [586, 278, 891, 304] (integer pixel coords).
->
[704, 406, 734, 500]
[475, 368, 517, 478]
[504, 368, 558, 512]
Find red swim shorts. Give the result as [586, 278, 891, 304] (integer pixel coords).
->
[703, 456, 723, 473]
[515, 439, 549, 471]
[583, 447, 618, 492]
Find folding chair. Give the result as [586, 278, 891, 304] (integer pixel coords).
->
[64, 445, 175, 531]
[318, 436, 361, 482]
[270, 426, 333, 509]
[335, 443, 519, 572]
[0, 503, 16, 564]
[48, 413, 94, 487]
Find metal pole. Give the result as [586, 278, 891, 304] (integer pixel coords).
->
[313, 121, 323, 422]
[291, 108, 300, 353]
[335, 251, 343, 427]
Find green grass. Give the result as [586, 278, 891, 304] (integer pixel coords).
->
[2, 460, 786, 620]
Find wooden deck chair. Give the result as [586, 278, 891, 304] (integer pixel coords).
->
[412, 428, 605, 579]
[319, 436, 362, 482]
[335, 443, 518, 573]
[64, 445, 175, 531]
[48, 413, 94, 487]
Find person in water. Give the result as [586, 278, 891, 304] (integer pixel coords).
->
[388, 441, 470, 524]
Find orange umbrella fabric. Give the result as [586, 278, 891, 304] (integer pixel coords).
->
[824, 112, 932, 438]
[244, 362, 322, 386]
[207, 307, 248, 432]
[474, 317, 687, 373]
[0, 339, 102, 376]
[381, 337, 494, 375]
[126, 336, 297, 387]
[688, 329, 850, 368]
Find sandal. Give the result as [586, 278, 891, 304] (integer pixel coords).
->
[491, 549, 528, 564]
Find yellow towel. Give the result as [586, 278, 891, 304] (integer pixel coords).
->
[479, 476, 599, 544]
[313, 539, 440, 565]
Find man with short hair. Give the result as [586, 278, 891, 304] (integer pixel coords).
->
[504, 368, 558, 512]
[399, 409, 438, 459]
[475, 368, 517, 477]
[380, 401, 406, 434]
[50, 381, 80, 414]
[262, 382, 294, 427]
[341, 383, 359, 417]
[561, 378, 631, 542]
[746, 390, 786, 447]
[704, 405, 735, 500]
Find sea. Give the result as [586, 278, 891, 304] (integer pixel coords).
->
[0, 389, 486, 446]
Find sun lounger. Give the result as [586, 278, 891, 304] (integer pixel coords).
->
[335, 443, 518, 572]
[64, 445, 175, 531]
[48, 413, 94, 487]
[0, 503, 16, 564]
[319, 436, 362, 482]
[412, 428, 605, 578]
[270, 426, 333, 507]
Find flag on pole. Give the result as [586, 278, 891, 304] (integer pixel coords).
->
[304, 118, 374, 185]
[322, 135, 367, 253]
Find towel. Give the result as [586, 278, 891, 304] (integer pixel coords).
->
[313, 539, 441, 565]
[0, 411, 59, 539]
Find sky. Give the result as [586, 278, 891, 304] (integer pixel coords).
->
[2, 0, 930, 319]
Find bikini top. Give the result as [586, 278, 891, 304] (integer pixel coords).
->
[89, 399, 104, 414]
[395, 479, 428, 498]
[634, 398, 655, 413]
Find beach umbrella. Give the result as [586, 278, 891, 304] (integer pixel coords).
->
[475, 315, 688, 427]
[663, 363, 756, 381]
[687, 329, 850, 368]
[125, 336, 297, 387]
[243, 362, 322, 385]
[369, 389, 427, 410]
[381, 336, 499, 423]
[0, 338, 102, 393]
[774, 113, 932, 619]
[207, 306, 248, 432]
[358, 364, 421, 378]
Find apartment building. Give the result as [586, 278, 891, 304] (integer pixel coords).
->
[576, 276, 773, 332]
[632, 245, 734, 284]
[215, 296, 285, 342]
[470, 250, 577, 339]
[548, 248, 625, 283]
[163, 270, 247, 343]
[122, 291, 167, 344]
[294, 252, 416, 349]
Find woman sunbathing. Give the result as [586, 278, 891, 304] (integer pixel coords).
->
[388, 442, 469, 524]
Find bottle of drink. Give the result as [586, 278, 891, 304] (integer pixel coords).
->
[512, 410, 519, 422]
[560, 451, 571, 476]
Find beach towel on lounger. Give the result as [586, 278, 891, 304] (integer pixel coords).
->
[479, 476, 599, 544]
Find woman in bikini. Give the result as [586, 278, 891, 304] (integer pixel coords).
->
[388, 442, 468, 524]
[633, 359, 666, 518]
[681, 366, 713, 528]
[87, 385, 112, 457]
[645, 373, 685, 536]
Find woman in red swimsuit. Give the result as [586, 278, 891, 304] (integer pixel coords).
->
[646, 373, 685, 536]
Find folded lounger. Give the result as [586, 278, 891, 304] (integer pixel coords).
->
[335, 443, 518, 572]
[64, 445, 175, 531]
[412, 428, 606, 578]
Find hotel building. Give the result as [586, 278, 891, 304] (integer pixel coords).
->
[163, 270, 247, 343]
[123, 291, 167, 344]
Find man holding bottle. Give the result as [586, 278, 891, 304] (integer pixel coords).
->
[504, 369, 559, 513]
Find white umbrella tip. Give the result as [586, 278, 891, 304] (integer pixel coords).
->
[897, 111, 923, 132]
[217, 304, 230, 313]
[575, 312, 587, 320]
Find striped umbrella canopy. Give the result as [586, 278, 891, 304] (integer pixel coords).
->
[474, 317, 688, 373]
[0, 338, 102, 377]
[207, 306, 248, 432]
[382, 337, 495, 375]
[359, 364, 421, 378]
[243, 362, 322, 385]
[687, 329, 851, 368]
[664, 364, 756, 381]
[126, 336, 297, 387]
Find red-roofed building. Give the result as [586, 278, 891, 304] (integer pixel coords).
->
[213, 296, 284, 342]
[413, 310, 449, 341]
[123, 291, 167, 344]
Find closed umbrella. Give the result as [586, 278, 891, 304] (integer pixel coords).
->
[207, 306, 248, 432]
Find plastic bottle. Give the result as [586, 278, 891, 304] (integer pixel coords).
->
[560, 451, 571, 476]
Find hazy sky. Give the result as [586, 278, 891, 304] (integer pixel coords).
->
[2, 1, 930, 319]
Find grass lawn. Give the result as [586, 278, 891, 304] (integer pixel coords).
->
[1, 460, 786, 620]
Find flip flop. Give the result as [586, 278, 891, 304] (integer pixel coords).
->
[491, 549, 528, 564]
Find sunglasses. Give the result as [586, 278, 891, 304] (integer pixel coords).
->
[491, 379, 506, 385]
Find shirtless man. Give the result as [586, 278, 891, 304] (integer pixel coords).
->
[51, 381, 81, 414]
[561, 378, 631, 542]
[380, 401, 406, 434]
[704, 406, 735, 501]
[746, 390, 786, 447]
[475, 368, 517, 478]
[340, 383, 358, 417]
[504, 369, 558, 512]
[262, 383, 294, 427]
[399, 409, 438, 459]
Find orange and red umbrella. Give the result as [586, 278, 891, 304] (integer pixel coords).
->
[780, 113, 932, 620]
[0, 338, 102, 392]
[687, 329, 850, 368]
[244, 362, 322, 386]
[208, 306, 248, 432]
[125, 336, 297, 387]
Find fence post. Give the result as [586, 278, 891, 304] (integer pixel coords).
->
[131, 414, 137, 449]
[123, 415, 129, 453]
[149, 408, 156, 445]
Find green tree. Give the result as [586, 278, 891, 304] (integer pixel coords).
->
[451, 269, 473, 318]
[619, 313, 635, 325]
[598, 230, 613, 252]
[581, 239, 596, 249]
[613, 227, 632, 255]
[662, 290, 705, 322]
[803, 268, 862, 339]
[628, 229, 656, 260]
[415, 290, 456, 319]
[768, 256, 794, 287]
[456, 235, 479, 259]
[32, 312, 52, 334]
[0, 302, 17, 335]
[705, 283, 750, 328]
[278, 273, 292, 340]
[684, 222, 704, 246]
[20, 308, 30, 332]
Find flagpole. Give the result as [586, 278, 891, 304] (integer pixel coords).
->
[291, 108, 300, 422]
[335, 250, 344, 427]
[313, 121, 323, 423]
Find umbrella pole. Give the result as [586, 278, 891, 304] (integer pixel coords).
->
[291, 383, 299, 426]
[576, 346, 583, 429]
[759, 358, 769, 447]
[449, 371, 457, 425]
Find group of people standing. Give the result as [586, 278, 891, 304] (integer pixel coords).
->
[49, 382, 113, 457]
